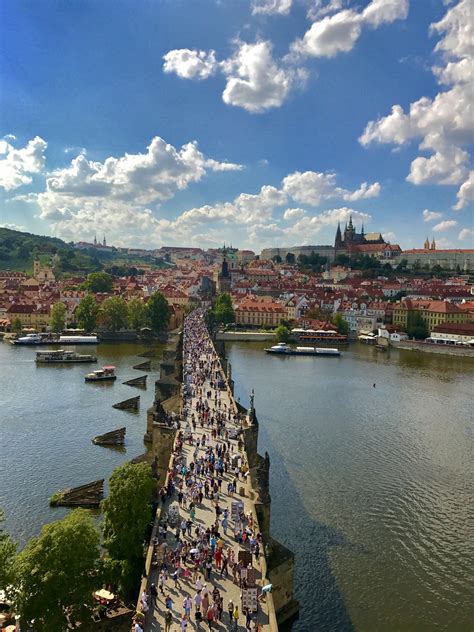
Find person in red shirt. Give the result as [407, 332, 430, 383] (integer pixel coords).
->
[206, 605, 215, 630]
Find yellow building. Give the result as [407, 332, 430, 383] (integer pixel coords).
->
[235, 297, 286, 327]
[393, 299, 470, 330]
[6, 304, 51, 330]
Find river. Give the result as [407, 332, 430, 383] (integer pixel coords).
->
[0, 340, 163, 545]
[227, 341, 474, 632]
[1, 340, 473, 631]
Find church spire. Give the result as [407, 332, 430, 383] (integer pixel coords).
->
[424, 236, 430, 249]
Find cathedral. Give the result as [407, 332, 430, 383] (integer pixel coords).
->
[334, 215, 386, 249]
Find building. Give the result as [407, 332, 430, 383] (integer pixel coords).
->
[216, 248, 231, 294]
[334, 215, 385, 249]
[235, 297, 286, 328]
[393, 299, 471, 330]
[391, 239, 474, 271]
[260, 245, 336, 263]
[33, 259, 55, 283]
[429, 322, 474, 345]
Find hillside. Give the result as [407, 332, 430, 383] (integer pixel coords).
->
[0, 227, 101, 275]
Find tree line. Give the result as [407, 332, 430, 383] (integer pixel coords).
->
[0, 462, 154, 631]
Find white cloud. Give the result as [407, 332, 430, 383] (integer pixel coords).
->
[0, 136, 47, 191]
[0, 222, 27, 232]
[423, 209, 443, 222]
[251, 0, 292, 16]
[343, 181, 381, 201]
[291, 10, 362, 58]
[453, 170, 474, 210]
[285, 207, 370, 242]
[362, 0, 409, 28]
[360, 0, 474, 201]
[382, 231, 396, 242]
[281, 170, 380, 205]
[432, 220, 457, 232]
[458, 228, 474, 241]
[34, 136, 241, 243]
[283, 207, 306, 220]
[163, 41, 306, 113]
[163, 49, 218, 80]
[41, 135, 241, 207]
[291, 0, 408, 59]
[222, 41, 307, 113]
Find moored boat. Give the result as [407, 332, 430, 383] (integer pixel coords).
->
[264, 343, 340, 356]
[36, 349, 97, 363]
[14, 333, 57, 345]
[85, 366, 116, 381]
[59, 334, 99, 345]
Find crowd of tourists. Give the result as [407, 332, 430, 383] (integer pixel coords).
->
[133, 310, 266, 632]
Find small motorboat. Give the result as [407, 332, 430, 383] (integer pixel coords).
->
[85, 366, 117, 382]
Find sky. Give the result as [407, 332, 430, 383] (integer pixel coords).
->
[0, 0, 472, 253]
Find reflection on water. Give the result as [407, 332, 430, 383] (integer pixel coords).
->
[0, 341, 163, 546]
[228, 342, 474, 632]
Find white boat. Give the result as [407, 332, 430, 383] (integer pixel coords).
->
[36, 349, 97, 363]
[264, 343, 340, 356]
[85, 366, 117, 382]
[14, 333, 43, 345]
[59, 335, 99, 345]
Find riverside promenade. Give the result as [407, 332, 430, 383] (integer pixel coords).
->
[141, 310, 276, 632]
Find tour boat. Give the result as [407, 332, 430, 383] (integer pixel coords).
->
[264, 342, 340, 356]
[59, 335, 99, 345]
[85, 366, 117, 382]
[36, 349, 97, 363]
[292, 328, 348, 344]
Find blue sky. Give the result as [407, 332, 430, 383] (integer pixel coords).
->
[0, 0, 472, 252]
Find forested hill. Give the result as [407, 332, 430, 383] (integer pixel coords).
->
[0, 227, 101, 274]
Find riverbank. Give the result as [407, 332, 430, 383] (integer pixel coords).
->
[392, 340, 474, 357]
[216, 331, 276, 341]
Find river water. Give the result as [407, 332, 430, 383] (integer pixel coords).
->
[227, 342, 474, 632]
[1, 340, 473, 631]
[0, 341, 163, 545]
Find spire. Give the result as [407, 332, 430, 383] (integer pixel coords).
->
[431, 238, 436, 250]
[335, 222, 342, 248]
[424, 237, 430, 249]
[93, 234, 97, 246]
[361, 222, 365, 236]
[348, 214, 353, 229]
[103, 235, 106, 246]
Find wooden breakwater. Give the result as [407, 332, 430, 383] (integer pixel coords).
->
[92, 427, 126, 446]
[112, 396, 140, 410]
[50, 479, 104, 507]
[123, 375, 147, 387]
[133, 360, 151, 371]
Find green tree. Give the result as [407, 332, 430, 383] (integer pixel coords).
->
[275, 325, 291, 343]
[332, 313, 350, 336]
[14, 509, 100, 632]
[407, 311, 429, 339]
[285, 252, 296, 264]
[76, 294, 99, 332]
[83, 271, 113, 293]
[100, 296, 128, 331]
[102, 462, 154, 597]
[0, 509, 16, 597]
[146, 292, 171, 333]
[127, 298, 148, 330]
[50, 301, 66, 333]
[212, 292, 235, 326]
[271, 254, 282, 263]
[11, 317, 22, 333]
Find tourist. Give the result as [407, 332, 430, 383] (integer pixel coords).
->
[183, 595, 192, 617]
[206, 604, 215, 630]
[164, 609, 173, 632]
[232, 605, 239, 631]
